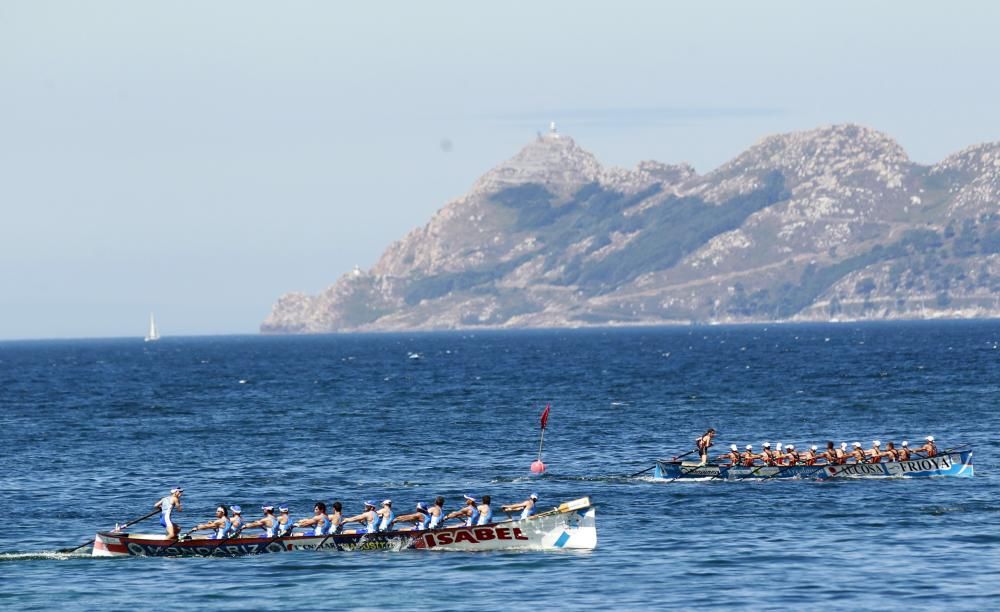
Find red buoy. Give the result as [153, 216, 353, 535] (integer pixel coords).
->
[530, 460, 546, 474]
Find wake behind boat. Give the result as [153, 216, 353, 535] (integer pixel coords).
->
[92, 497, 596, 557]
[652, 449, 973, 481]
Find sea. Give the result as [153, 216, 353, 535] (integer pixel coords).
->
[1, 321, 998, 610]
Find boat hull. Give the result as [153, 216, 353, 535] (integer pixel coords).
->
[92, 497, 596, 557]
[653, 450, 973, 481]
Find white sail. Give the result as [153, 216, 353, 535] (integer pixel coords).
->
[145, 313, 160, 342]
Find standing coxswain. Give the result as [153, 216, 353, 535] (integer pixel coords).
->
[696, 428, 717, 465]
[154, 487, 184, 538]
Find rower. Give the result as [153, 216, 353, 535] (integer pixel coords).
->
[192, 505, 232, 539]
[390, 502, 431, 530]
[502, 493, 539, 520]
[275, 504, 294, 537]
[802, 445, 819, 466]
[717, 444, 740, 466]
[445, 495, 479, 526]
[882, 441, 899, 462]
[427, 497, 446, 529]
[783, 444, 799, 465]
[244, 505, 278, 537]
[342, 501, 379, 533]
[741, 444, 755, 467]
[897, 441, 912, 461]
[820, 441, 836, 464]
[912, 436, 938, 457]
[229, 506, 245, 535]
[377, 500, 395, 532]
[695, 428, 716, 465]
[476, 495, 493, 526]
[774, 443, 784, 465]
[294, 502, 331, 536]
[848, 442, 867, 463]
[760, 442, 775, 466]
[867, 440, 883, 463]
[836, 442, 848, 464]
[327, 501, 344, 535]
[154, 487, 183, 538]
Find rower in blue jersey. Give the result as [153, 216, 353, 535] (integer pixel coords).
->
[501, 492, 538, 520]
[426, 497, 446, 529]
[229, 506, 245, 535]
[274, 505, 294, 537]
[326, 501, 344, 535]
[244, 505, 278, 537]
[376, 500, 394, 532]
[444, 495, 479, 526]
[154, 487, 184, 538]
[390, 502, 431, 531]
[294, 502, 331, 536]
[191, 506, 232, 539]
[476, 495, 493, 525]
[342, 501, 379, 533]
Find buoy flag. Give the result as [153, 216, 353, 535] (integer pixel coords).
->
[540, 404, 550, 430]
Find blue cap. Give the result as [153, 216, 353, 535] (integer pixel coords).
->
[261, 505, 274, 512]
[463, 494, 476, 503]
[230, 505, 242, 514]
[364, 500, 376, 508]
[416, 502, 426, 510]
[530, 493, 538, 500]
[278, 504, 289, 513]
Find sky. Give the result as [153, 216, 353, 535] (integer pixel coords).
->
[1, 1, 998, 340]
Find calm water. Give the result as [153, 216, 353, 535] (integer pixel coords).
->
[1, 322, 998, 610]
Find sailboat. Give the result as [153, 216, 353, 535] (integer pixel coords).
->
[144, 313, 160, 342]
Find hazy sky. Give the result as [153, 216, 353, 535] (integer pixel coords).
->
[2, 1, 998, 340]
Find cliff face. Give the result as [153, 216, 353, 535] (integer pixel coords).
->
[261, 125, 1000, 333]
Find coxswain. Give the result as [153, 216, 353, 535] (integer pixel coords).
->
[445, 495, 479, 526]
[881, 441, 899, 462]
[244, 505, 278, 537]
[912, 436, 938, 457]
[502, 493, 539, 520]
[717, 444, 741, 466]
[327, 501, 344, 534]
[342, 501, 379, 533]
[866, 440, 883, 463]
[275, 504, 294, 536]
[377, 500, 395, 532]
[154, 487, 183, 538]
[897, 441, 912, 461]
[390, 502, 431, 530]
[741, 444, 756, 467]
[192, 505, 232, 539]
[427, 497, 446, 529]
[696, 428, 716, 465]
[476, 495, 494, 525]
[294, 502, 331, 536]
[848, 442, 867, 463]
[229, 506, 245, 535]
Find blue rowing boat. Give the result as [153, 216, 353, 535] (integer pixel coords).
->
[652, 449, 973, 481]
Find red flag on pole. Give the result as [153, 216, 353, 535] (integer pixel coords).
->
[540, 404, 551, 430]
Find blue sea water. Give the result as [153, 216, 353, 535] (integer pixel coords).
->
[1, 322, 998, 610]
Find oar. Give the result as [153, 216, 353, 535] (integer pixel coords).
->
[58, 508, 161, 554]
[627, 449, 697, 478]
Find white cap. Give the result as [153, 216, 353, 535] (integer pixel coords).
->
[730, 444, 738, 451]
[745, 444, 753, 450]
[763, 442, 771, 447]
[170, 487, 183, 494]
[902, 441, 908, 446]
[853, 442, 862, 447]
[926, 435, 934, 442]
[811, 445, 818, 451]
[382, 499, 392, 506]
[873, 440, 881, 446]
[840, 442, 847, 449]
[786, 444, 794, 450]
[776, 443, 783, 451]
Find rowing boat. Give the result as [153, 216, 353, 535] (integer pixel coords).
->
[91, 497, 596, 557]
[652, 449, 974, 481]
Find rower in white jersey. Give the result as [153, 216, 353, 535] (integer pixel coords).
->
[275, 505, 294, 537]
[444, 495, 479, 526]
[191, 506, 233, 539]
[294, 502, 331, 536]
[376, 500, 395, 532]
[342, 501, 379, 534]
[228, 506, 245, 535]
[426, 497, 446, 529]
[476, 495, 493, 525]
[154, 487, 183, 538]
[501, 493, 539, 520]
[243, 505, 278, 537]
[390, 502, 432, 530]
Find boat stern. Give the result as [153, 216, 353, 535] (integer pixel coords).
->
[92, 532, 130, 557]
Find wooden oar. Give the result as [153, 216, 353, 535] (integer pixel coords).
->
[627, 449, 697, 478]
[58, 508, 161, 554]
